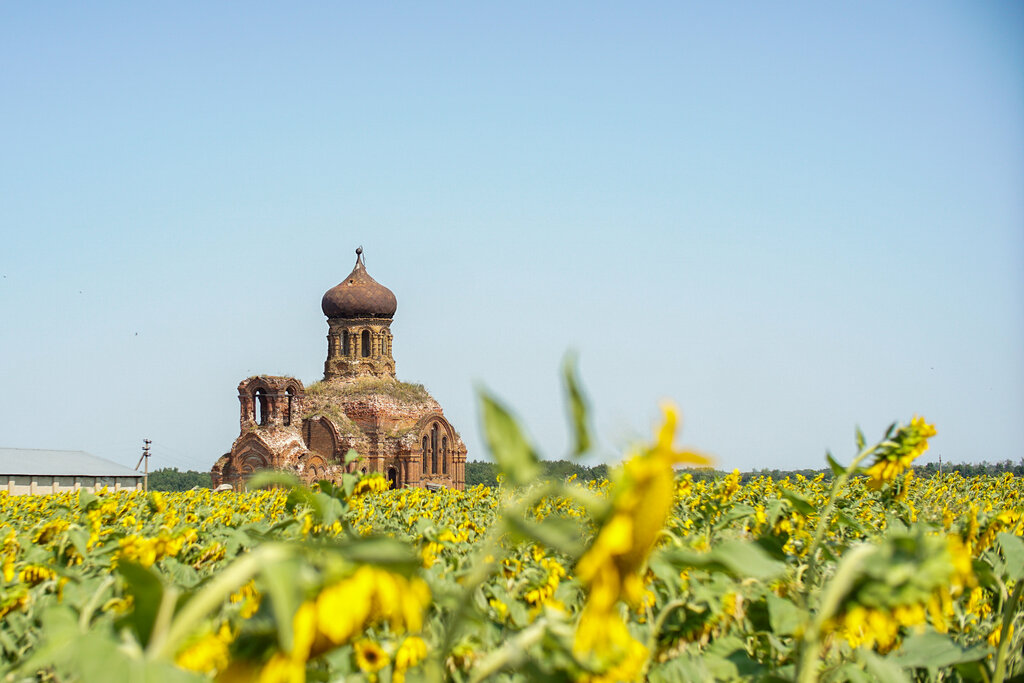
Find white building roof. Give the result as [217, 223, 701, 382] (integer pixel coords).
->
[0, 448, 144, 478]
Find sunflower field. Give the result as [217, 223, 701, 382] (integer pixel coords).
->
[1, 365, 1022, 682]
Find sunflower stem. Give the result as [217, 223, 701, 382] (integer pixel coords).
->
[993, 579, 1023, 683]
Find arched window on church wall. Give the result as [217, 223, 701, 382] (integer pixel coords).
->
[442, 436, 448, 475]
[422, 436, 429, 474]
[253, 389, 269, 426]
[342, 330, 349, 357]
[361, 329, 371, 358]
[431, 423, 439, 475]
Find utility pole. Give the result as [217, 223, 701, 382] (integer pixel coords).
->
[135, 439, 152, 492]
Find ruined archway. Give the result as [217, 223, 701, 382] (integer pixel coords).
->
[305, 417, 340, 463]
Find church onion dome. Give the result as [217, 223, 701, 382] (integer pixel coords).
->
[321, 247, 398, 319]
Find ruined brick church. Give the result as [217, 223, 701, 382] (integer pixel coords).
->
[211, 248, 467, 491]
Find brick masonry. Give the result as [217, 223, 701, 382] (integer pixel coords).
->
[211, 251, 467, 491]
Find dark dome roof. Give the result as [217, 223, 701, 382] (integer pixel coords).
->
[321, 248, 398, 319]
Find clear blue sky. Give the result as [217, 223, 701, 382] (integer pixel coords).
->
[1, 2, 1021, 473]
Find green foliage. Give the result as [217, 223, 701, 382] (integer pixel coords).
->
[465, 460, 609, 487]
[148, 468, 212, 492]
[464, 460, 500, 487]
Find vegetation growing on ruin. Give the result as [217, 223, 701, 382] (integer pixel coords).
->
[302, 378, 430, 433]
[305, 377, 432, 405]
[299, 402, 360, 434]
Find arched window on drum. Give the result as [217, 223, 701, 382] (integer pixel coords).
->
[253, 388, 269, 426]
[284, 387, 296, 426]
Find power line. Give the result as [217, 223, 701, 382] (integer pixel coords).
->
[149, 444, 213, 471]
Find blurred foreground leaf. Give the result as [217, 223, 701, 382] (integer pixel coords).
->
[479, 389, 542, 486]
[663, 540, 787, 580]
[562, 352, 592, 458]
[996, 532, 1024, 580]
[894, 632, 990, 668]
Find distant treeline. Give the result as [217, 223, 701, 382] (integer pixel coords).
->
[690, 459, 1023, 483]
[148, 468, 212, 491]
[466, 460, 609, 488]
[464, 462, 833, 487]
[914, 459, 1023, 477]
[467, 462, 838, 487]
[468, 458, 1024, 487]
[147, 458, 1022, 492]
